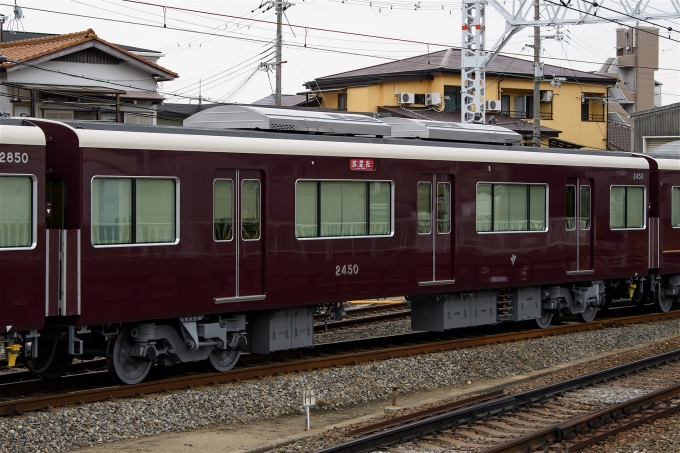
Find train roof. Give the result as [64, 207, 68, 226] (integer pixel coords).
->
[0, 120, 46, 146]
[0, 118, 668, 170]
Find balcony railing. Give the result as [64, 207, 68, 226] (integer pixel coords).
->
[581, 113, 606, 122]
[503, 110, 553, 120]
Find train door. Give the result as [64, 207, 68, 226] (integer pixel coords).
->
[416, 174, 455, 286]
[214, 169, 265, 304]
[566, 178, 593, 274]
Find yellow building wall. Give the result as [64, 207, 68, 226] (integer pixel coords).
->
[320, 74, 610, 150]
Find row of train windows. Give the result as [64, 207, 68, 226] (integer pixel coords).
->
[0, 176, 670, 249]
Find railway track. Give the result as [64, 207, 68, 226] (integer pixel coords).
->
[316, 350, 680, 453]
[314, 300, 410, 332]
[0, 309, 677, 417]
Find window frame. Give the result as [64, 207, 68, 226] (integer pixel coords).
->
[609, 184, 646, 231]
[0, 173, 37, 251]
[213, 178, 234, 242]
[672, 186, 680, 229]
[241, 179, 261, 242]
[90, 175, 180, 248]
[417, 181, 432, 235]
[294, 178, 394, 241]
[475, 181, 549, 234]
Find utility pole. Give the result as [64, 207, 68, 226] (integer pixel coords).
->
[275, 0, 283, 106]
[532, 0, 541, 147]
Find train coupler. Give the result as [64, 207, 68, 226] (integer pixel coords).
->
[5, 343, 21, 367]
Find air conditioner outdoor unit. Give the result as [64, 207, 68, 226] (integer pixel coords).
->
[425, 92, 441, 106]
[540, 90, 554, 102]
[486, 100, 501, 112]
[397, 93, 415, 104]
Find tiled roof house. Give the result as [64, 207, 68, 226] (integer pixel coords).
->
[0, 29, 177, 123]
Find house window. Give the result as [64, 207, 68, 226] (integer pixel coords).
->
[476, 183, 547, 233]
[581, 94, 605, 122]
[295, 180, 392, 238]
[0, 176, 33, 248]
[124, 113, 154, 125]
[91, 177, 177, 246]
[513, 96, 533, 119]
[337, 93, 347, 111]
[610, 186, 644, 229]
[443, 86, 462, 112]
[501, 95, 510, 115]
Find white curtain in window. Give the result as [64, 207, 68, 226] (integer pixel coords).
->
[494, 184, 527, 231]
[340, 182, 366, 236]
[296, 181, 317, 238]
[476, 184, 492, 232]
[610, 186, 625, 229]
[0, 177, 31, 247]
[136, 179, 175, 243]
[626, 187, 644, 229]
[529, 185, 546, 231]
[369, 182, 390, 235]
[91, 178, 131, 245]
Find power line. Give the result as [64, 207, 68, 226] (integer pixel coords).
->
[542, 0, 680, 44]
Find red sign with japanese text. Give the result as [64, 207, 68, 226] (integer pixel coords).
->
[349, 158, 376, 171]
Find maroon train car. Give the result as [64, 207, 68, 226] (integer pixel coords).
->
[4, 113, 678, 384]
[0, 120, 46, 357]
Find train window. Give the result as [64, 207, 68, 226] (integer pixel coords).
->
[295, 180, 392, 239]
[322, 182, 366, 237]
[476, 184, 492, 232]
[296, 181, 318, 238]
[437, 182, 451, 234]
[92, 177, 177, 246]
[241, 180, 261, 240]
[673, 187, 680, 228]
[476, 183, 547, 233]
[0, 176, 32, 248]
[417, 182, 431, 234]
[369, 182, 391, 235]
[214, 179, 233, 241]
[136, 179, 176, 243]
[610, 186, 645, 229]
[580, 186, 591, 230]
[566, 185, 576, 230]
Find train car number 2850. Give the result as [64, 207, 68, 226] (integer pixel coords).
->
[0, 152, 29, 164]
[336, 264, 359, 276]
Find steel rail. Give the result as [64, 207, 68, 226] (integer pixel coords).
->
[481, 381, 680, 452]
[0, 310, 678, 416]
[314, 309, 411, 332]
[314, 349, 680, 453]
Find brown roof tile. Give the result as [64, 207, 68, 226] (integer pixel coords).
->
[308, 48, 614, 88]
[0, 29, 177, 78]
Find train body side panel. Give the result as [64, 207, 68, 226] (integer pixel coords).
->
[0, 126, 46, 333]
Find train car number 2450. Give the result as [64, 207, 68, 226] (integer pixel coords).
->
[336, 264, 359, 276]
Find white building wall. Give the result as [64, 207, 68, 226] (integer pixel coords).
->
[7, 61, 158, 91]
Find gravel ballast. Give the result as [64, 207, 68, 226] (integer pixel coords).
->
[1, 319, 679, 453]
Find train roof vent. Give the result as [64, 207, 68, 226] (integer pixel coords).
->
[382, 117, 522, 145]
[183, 105, 390, 136]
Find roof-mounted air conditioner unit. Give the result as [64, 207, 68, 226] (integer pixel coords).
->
[397, 93, 415, 104]
[425, 92, 441, 106]
[486, 100, 501, 112]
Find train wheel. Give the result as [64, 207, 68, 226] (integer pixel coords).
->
[655, 290, 674, 313]
[106, 327, 152, 385]
[535, 312, 553, 329]
[24, 335, 73, 380]
[208, 349, 241, 372]
[578, 305, 597, 323]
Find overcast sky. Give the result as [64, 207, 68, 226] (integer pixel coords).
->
[2, 0, 678, 107]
